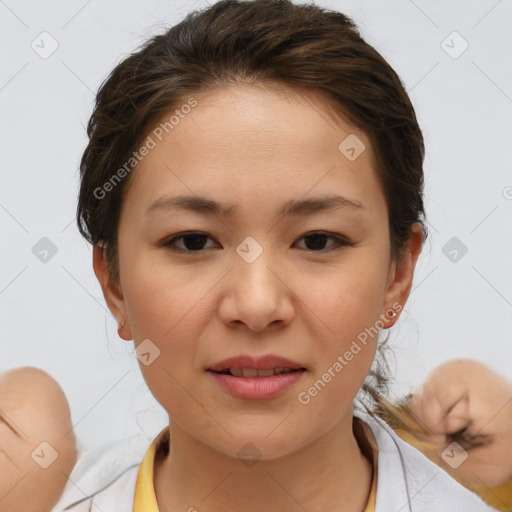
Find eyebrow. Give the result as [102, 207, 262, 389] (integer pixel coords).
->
[146, 194, 364, 217]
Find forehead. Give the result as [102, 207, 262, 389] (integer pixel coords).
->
[154, 83, 371, 156]
[124, 83, 385, 217]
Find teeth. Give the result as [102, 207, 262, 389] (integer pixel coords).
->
[227, 367, 298, 377]
[257, 368, 276, 377]
[241, 368, 258, 378]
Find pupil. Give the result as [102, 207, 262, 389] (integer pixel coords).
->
[184, 234, 207, 251]
[305, 234, 327, 250]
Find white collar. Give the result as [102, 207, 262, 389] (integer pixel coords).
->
[354, 410, 494, 511]
[56, 413, 495, 512]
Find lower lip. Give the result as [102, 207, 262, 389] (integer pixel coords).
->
[207, 370, 306, 400]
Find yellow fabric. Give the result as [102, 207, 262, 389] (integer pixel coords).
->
[133, 424, 378, 512]
[365, 472, 377, 512]
[132, 428, 165, 512]
[360, 418, 378, 512]
[394, 427, 512, 512]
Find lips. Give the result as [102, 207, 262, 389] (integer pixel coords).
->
[207, 354, 307, 376]
[207, 355, 307, 399]
[222, 367, 302, 377]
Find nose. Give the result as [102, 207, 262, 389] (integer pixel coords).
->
[218, 246, 295, 332]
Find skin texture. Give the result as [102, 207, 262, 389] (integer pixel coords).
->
[0, 367, 77, 512]
[410, 359, 512, 487]
[94, 83, 423, 512]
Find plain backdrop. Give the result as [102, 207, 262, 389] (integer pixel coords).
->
[1, 0, 511, 453]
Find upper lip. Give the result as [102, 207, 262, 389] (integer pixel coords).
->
[207, 354, 306, 372]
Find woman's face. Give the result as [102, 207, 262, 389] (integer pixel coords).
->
[95, 83, 422, 459]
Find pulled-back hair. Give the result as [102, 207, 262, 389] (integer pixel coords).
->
[77, 0, 428, 419]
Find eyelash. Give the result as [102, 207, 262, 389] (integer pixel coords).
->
[159, 231, 352, 254]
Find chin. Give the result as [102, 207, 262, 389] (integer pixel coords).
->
[201, 425, 313, 463]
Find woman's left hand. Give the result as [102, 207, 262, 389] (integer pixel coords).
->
[409, 359, 512, 487]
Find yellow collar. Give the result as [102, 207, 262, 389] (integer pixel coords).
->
[133, 427, 168, 512]
[133, 425, 377, 512]
[361, 419, 379, 512]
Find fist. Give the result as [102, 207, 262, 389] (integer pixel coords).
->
[409, 359, 512, 487]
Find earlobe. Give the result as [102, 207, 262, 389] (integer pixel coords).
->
[92, 244, 131, 339]
[382, 223, 424, 327]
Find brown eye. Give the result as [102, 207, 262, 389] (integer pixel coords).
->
[160, 231, 351, 254]
[295, 232, 351, 252]
[161, 232, 218, 252]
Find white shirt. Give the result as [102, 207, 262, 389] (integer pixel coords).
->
[52, 412, 497, 512]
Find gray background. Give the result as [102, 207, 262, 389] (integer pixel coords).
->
[1, 0, 511, 453]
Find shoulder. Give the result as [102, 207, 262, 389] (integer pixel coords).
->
[356, 411, 497, 512]
[51, 434, 149, 512]
[57, 467, 139, 512]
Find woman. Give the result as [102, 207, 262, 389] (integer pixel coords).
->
[54, 0, 505, 510]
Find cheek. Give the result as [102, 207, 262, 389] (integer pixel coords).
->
[122, 257, 213, 405]
[123, 253, 208, 341]
[296, 255, 387, 402]
[305, 253, 389, 343]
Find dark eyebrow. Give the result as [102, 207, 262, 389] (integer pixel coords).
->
[146, 194, 363, 217]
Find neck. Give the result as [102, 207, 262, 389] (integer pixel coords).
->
[154, 411, 374, 512]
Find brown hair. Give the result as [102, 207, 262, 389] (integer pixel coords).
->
[77, 0, 428, 422]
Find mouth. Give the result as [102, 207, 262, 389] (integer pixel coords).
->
[208, 367, 306, 378]
[206, 355, 307, 399]
[207, 354, 307, 374]
[207, 367, 307, 400]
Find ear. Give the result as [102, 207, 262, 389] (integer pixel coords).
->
[92, 244, 132, 340]
[382, 222, 424, 328]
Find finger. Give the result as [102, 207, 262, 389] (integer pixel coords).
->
[409, 387, 446, 436]
[420, 364, 470, 413]
[443, 395, 471, 434]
